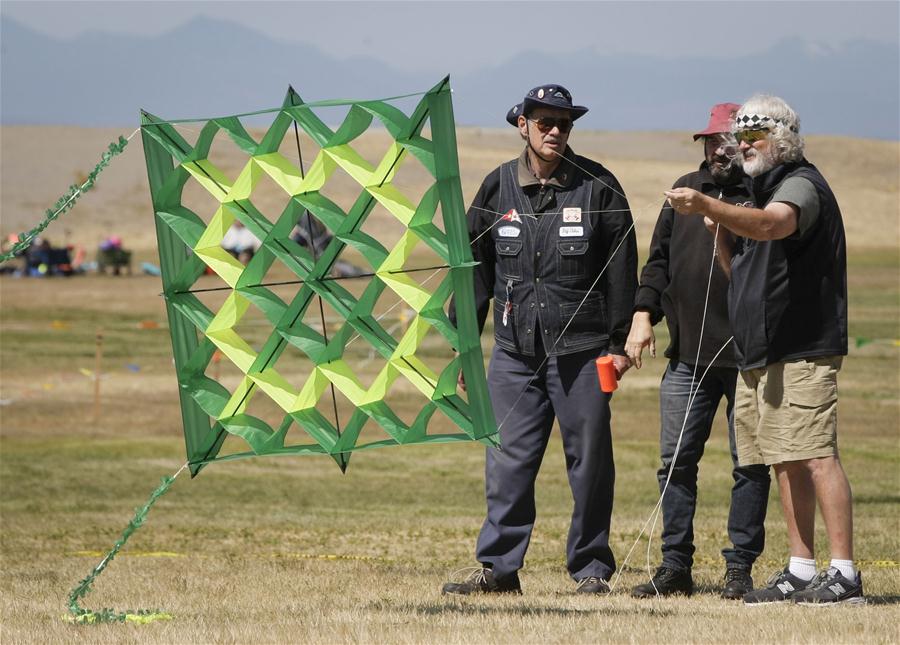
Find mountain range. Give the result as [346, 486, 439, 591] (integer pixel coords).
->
[2, 16, 897, 139]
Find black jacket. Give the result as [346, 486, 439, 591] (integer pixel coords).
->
[452, 146, 637, 357]
[729, 160, 848, 369]
[634, 163, 754, 368]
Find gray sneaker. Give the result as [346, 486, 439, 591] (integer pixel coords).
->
[793, 567, 866, 606]
[743, 567, 812, 604]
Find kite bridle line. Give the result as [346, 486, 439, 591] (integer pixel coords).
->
[338, 196, 660, 361]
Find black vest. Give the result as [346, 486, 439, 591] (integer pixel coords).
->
[728, 160, 848, 369]
[491, 159, 612, 356]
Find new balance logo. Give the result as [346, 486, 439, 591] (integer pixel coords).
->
[828, 583, 846, 595]
[776, 582, 795, 594]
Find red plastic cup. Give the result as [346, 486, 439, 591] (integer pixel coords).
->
[595, 356, 618, 393]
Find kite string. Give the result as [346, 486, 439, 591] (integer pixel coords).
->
[641, 220, 722, 591]
[66, 461, 188, 624]
[608, 336, 734, 593]
[609, 215, 730, 594]
[340, 199, 655, 355]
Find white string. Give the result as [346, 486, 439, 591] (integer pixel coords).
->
[609, 335, 734, 593]
[340, 196, 654, 355]
[493, 217, 636, 433]
[642, 220, 722, 584]
[609, 214, 732, 594]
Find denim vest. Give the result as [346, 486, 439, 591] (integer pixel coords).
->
[491, 159, 612, 357]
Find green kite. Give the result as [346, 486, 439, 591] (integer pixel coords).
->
[141, 77, 498, 476]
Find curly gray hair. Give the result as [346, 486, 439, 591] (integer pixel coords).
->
[736, 94, 805, 163]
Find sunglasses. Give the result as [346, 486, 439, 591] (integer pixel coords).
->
[528, 117, 573, 134]
[735, 129, 770, 144]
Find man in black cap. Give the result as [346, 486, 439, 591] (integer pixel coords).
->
[443, 84, 637, 595]
[625, 104, 770, 601]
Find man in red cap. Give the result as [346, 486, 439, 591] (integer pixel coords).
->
[666, 95, 860, 606]
[443, 84, 637, 595]
[625, 103, 771, 600]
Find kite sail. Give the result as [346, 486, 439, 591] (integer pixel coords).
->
[141, 77, 498, 476]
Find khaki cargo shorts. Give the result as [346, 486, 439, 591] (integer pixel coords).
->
[735, 356, 842, 466]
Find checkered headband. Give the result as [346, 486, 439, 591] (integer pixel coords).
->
[735, 113, 799, 133]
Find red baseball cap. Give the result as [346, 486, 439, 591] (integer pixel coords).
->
[693, 103, 740, 141]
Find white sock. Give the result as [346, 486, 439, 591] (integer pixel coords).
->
[788, 556, 817, 580]
[830, 558, 858, 582]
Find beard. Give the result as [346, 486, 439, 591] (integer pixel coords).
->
[709, 156, 743, 183]
[742, 146, 777, 177]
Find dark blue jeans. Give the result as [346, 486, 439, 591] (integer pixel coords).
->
[476, 345, 616, 581]
[658, 360, 770, 571]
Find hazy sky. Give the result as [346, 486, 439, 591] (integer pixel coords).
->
[4, 0, 899, 74]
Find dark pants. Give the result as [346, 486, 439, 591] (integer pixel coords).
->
[476, 345, 616, 581]
[657, 360, 771, 571]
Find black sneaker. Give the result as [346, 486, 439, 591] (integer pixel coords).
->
[441, 567, 522, 595]
[631, 566, 693, 598]
[575, 576, 610, 594]
[793, 567, 866, 606]
[721, 566, 753, 600]
[742, 567, 812, 604]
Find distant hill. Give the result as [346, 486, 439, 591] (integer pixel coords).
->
[1, 16, 898, 139]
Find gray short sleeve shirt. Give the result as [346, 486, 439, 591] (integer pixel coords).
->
[771, 176, 820, 237]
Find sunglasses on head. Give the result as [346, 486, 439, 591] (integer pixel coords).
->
[528, 117, 573, 133]
[735, 129, 770, 144]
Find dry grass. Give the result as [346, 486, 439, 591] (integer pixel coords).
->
[0, 125, 898, 643]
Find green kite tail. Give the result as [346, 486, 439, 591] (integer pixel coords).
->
[1, 136, 130, 264]
[66, 470, 181, 624]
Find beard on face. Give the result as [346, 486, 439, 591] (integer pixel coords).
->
[709, 155, 742, 182]
[742, 146, 777, 177]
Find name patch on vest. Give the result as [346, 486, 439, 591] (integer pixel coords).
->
[559, 226, 583, 237]
[562, 207, 582, 223]
[498, 226, 521, 238]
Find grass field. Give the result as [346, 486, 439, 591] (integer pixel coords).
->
[1, 126, 898, 643]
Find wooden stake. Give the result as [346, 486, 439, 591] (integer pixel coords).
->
[93, 328, 104, 421]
